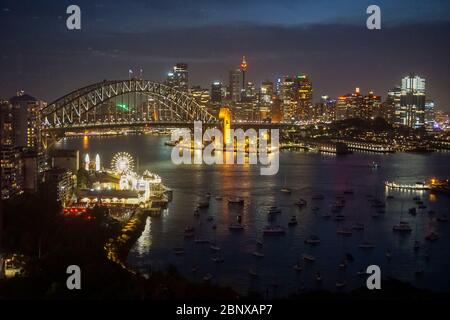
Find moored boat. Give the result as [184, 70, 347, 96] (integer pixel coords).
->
[302, 254, 315, 262]
[304, 235, 321, 245]
[263, 225, 286, 235]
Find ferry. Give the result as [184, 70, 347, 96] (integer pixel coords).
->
[385, 181, 429, 191]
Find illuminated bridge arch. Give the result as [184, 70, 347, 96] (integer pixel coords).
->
[41, 79, 217, 129]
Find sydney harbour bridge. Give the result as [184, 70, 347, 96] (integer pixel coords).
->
[40, 79, 294, 148]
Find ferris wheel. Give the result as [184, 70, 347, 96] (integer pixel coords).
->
[110, 152, 134, 174]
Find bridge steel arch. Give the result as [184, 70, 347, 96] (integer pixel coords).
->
[41, 79, 217, 128]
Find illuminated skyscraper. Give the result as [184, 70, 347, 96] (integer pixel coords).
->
[229, 69, 241, 103]
[425, 100, 436, 128]
[190, 86, 210, 107]
[9, 91, 44, 151]
[166, 63, 189, 92]
[336, 88, 363, 120]
[260, 81, 274, 104]
[0, 100, 24, 199]
[313, 95, 336, 122]
[385, 87, 401, 124]
[295, 75, 313, 121]
[279, 76, 296, 122]
[399, 75, 426, 128]
[211, 82, 223, 103]
[362, 91, 381, 119]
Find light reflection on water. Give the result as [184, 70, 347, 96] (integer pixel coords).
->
[54, 135, 450, 296]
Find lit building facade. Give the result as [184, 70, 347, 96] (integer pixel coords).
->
[166, 63, 189, 92]
[313, 95, 336, 122]
[229, 69, 241, 103]
[210, 81, 223, 103]
[279, 76, 297, 122]
[362, 91, 381, 119]
[295, 75, 313, 121]
[336, 88, 363, 120]
[385, 87, 401, 124]
[9, 92, 44, 151]
[398, 75, 426, 128]
[190, 86, 210, 107]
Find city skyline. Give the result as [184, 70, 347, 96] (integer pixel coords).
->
[0, 1, 450, 110]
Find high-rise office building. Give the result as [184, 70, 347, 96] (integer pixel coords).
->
[425, 100, 436, 128]
[398, 75, 426, 128]
[279, 76, 297, 122]
[362, 91, 381, 120]
[385, 87, 401, 124]
[259, 81, 274, 121]
[9, 92, 43, 150]
[295, 75, 313, 121]
[0, 145, 23, 200]
[166, 63, 189, 92]
[244, 82, 257, 102]
[210, 82, 223, 104]
[229, 69, 241, 103]
[313, 95, 336, 122]
[260, 81, 274, 104]
[0, 100, 13, 145]
[336, 88, 363, 120]
[190, 86, 210, 107]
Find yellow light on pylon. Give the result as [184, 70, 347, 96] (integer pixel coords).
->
[219, 107, 231, 145]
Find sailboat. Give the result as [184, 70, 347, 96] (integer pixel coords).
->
[393, 202, 412, 233]
[281, 175, 292, 193]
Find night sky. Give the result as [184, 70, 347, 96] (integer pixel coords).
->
[1, 0, 450, 109]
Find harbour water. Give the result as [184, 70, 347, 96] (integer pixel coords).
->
[54, 134, 450, 297]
